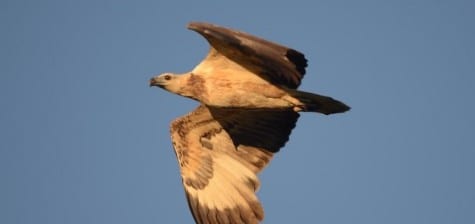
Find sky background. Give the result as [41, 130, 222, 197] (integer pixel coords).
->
[1, 0, 474, 223]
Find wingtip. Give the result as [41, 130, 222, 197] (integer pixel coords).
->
[187, 21, 199, 29]
[187, 21, 214, 31]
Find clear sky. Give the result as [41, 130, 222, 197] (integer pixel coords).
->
[1, 0, 474, 223]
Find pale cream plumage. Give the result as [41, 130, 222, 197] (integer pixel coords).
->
[150, 22, 350, 224]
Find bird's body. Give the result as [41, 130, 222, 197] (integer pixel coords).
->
[152, 46, 348, 114]
[150, 22, 350, 224]
[160, 73, 296, 110]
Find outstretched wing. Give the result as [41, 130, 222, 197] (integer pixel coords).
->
[170, 105, 299, 224]
[188, 22, 307, 89]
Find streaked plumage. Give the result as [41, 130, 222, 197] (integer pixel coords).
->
[150, 22, 350, 224]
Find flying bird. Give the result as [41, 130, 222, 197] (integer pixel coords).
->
[150, 22, 350, 224]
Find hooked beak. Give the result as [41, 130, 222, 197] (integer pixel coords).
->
[149, 77, 164, 88]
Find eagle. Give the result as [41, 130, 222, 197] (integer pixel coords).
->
[150, 22, 350, 224]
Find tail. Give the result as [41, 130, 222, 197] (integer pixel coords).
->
[288, 89, 350, 115]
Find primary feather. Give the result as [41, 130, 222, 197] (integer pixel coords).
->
[150, 22, 350, 224]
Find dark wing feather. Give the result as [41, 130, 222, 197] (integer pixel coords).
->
[188, 22, 307, 89]
[170, 105, 299, 224]
[207, 107, 299, 153]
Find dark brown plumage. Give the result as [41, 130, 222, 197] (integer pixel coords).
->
[150, 22, 350, 224]
[187, 22, 307, 89]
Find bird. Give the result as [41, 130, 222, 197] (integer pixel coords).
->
[150, 22, 350, 224]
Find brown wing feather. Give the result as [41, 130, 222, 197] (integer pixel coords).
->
[188, 22, 307, 89]
[170, 105, 299, 224]
[207, 107, 299, 153]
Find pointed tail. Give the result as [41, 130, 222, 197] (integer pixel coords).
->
[289, 89, 350, 115]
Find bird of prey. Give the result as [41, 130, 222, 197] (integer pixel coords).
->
[150, 22, 350, 224]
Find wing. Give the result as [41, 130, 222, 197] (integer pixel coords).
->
[170, 105, 299, 224]
[188, 22, 307, 89]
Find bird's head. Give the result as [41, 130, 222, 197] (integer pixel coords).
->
[149, 73, 185, 94]
[150, 73, 175, 88]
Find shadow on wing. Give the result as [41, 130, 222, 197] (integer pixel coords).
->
[208, 106, 300, 153]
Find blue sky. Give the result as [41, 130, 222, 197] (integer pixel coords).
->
[1, 0, 474, 223]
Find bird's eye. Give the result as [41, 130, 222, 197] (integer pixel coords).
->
[164, 75, 172, 80]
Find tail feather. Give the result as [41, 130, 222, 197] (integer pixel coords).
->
[289, 90, 350, 115]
